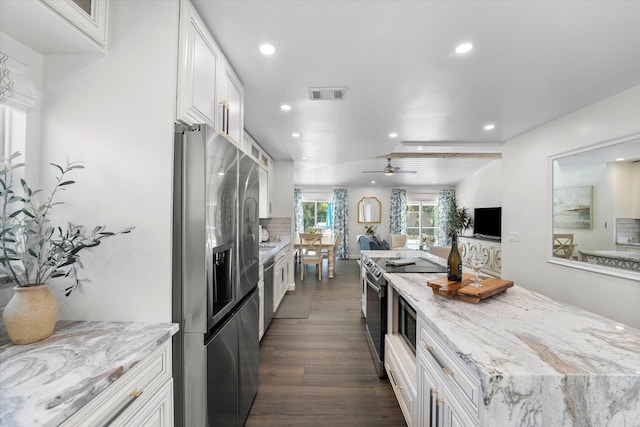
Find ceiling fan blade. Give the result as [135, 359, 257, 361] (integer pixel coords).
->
[394, 170, 417, 174]
[361, 170, 384, 174]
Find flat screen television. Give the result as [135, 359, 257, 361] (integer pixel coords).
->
[473, 207, 501, 239]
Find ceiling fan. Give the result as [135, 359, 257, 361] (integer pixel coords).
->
[361, 158, 417, 176]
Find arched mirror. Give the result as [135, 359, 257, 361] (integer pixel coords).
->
[358, 196, 382, 223]
[550, 133, 640, 280]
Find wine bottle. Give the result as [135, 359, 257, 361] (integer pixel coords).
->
[447, 234, 463, 282]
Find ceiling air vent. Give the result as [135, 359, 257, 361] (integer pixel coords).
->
[309, 87, 346, 101]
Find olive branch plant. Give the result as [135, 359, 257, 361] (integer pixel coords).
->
[0, 152, 133, 296]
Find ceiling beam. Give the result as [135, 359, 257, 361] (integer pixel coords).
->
[384, 152, 502, 159]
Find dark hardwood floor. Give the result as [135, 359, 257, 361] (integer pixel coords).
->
[247, 259, 406, 426]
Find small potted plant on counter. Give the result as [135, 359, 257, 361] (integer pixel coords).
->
[0, 152, 133, 345]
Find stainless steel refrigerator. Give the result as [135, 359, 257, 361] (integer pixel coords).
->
[173, 124, 260, 426]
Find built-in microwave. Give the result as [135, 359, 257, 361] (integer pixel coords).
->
[398, 295, 417, 354]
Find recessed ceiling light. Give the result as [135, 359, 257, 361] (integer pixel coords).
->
[417, 146, 424, 151]
[455, 42, 473, 54]
[371, 181, 376, 184]
[292, 132, 301, 138]
[300, 156, 308, 160]
[389, 132, 398, 138]
[259, 44, 275, 55]
[484, 123, 496, 131]
[280, 104, 292, 111]
[432, 180, 437, 184]
[217, 172, 225, 176]
[616, 157, 625, 161]
[615, 324, 625, 331]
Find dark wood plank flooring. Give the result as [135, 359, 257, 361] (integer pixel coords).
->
[247, 259, 406, 426]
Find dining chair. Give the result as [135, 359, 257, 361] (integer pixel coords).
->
[553, 234, 575, 259]
[300, 233, 323, 280]
[390, 234, 407, 249]
[322, 231, 342, 272]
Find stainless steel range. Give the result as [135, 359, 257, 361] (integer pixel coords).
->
[363, 256, 446, 378]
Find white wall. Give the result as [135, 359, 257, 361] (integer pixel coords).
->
[456, 159, 502, 236]
[38, 1, 180, 321]
[502, 85, 640, 329]
[349, 187, 392, 258]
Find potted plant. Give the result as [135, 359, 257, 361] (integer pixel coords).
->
[1, 152, 133, 345]
[364, 224, 377, 237]
[446, 197, 472, 239]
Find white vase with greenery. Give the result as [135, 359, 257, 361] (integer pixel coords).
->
[1, 152, 133, 345]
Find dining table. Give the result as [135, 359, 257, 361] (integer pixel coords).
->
[293, 233, 338, 278]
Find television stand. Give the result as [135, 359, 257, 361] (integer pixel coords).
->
[459, 236, 502, 277]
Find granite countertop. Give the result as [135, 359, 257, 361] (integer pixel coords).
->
[0, 320, 179, 427]
[362, 250, 640, 425]
[259, 238, 291, 264]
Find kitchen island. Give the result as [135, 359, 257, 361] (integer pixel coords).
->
[0, 320, 179, 426]
[361, 250, 640, 426]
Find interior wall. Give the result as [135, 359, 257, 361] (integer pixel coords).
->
[349, 187, 392, 258]
[456, 159, 502, 235]
[502, 84, 640, 329]
[271, 160, 294, 237]
[38, 0, 180, 322]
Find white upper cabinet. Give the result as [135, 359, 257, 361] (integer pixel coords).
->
[176, 0, 221, 128]
[0, 0, 109, 53]
[219, 60, 245, 147]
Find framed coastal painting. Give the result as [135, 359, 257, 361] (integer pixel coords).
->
[553, 185, 593, 229]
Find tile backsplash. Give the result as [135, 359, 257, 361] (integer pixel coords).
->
[616, 218, 640, 245]
[260, 217, 291, 242]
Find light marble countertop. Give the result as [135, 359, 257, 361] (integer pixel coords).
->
[259, 238, 291, 264]
[361, 250, 640, 426]
[0, 320, 179, 427]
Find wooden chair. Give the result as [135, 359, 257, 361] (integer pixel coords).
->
[553, 234, 575, 259]
[390, 234, 407, 249]
[428, 245, 452, 259]
[322, 231, 342, 271]
[300, 233, 323, 280]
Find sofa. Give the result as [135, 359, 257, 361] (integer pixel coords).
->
[358, 235, 390, 250]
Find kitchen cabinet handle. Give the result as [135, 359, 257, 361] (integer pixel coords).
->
[423, 340, 453, 377]
[225, 103, 230, 137]
[219, 100, 227, 135]
[101, 389, 144, 425]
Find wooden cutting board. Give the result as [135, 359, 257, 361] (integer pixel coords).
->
[427, 274, 514, 304]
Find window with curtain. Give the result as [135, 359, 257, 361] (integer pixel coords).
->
[389, 188, 407, 235]
[437, 189, 456, 245]
[294, 188, 303, 235]
[302, 200, 330, 231]
[406, 201, 439, 248]
[332, 188, 348, 259]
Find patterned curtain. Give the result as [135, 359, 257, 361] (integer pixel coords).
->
[437, 189, 455, 245]
[331, 189, 348, 259]
[389, 188, 407, 234]
[293, 188, 303, 235]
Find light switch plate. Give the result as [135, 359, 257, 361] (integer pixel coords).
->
[509, 232, 520, 242]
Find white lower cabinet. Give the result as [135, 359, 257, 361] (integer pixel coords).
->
[385, 335, 416, 426]
[62, 341, 173, 426]
[273, 246, 291, 310]
[416, 316, 481, 427]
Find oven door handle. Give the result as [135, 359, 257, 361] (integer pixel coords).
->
[367, 280, 384, 298]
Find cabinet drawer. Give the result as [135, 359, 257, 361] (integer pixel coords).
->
[418, 320, 481, 420]
[63, 341, 172, 426]
[385, 336, 415, 426]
